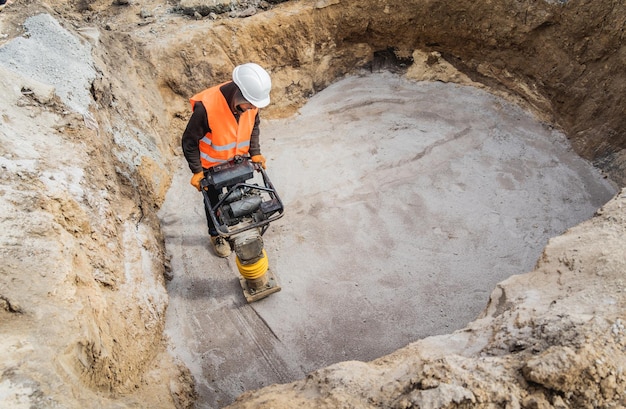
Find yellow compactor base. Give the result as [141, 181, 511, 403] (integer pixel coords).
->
[239, 268, 281, 303]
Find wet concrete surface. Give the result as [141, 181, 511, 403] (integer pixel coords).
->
[158, 72, 616, 408]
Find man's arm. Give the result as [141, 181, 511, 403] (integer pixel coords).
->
[182, 101, 210, 174]
[248, 111, 261, 156]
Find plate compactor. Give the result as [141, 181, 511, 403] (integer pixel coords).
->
[200, 156, 284, 302]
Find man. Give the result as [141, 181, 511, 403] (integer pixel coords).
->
[182, 62, 271, 257]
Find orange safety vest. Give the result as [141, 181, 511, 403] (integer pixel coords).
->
[190, 83, 258, 169]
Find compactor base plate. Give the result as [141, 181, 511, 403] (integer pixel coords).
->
[239, 269, 281, 303]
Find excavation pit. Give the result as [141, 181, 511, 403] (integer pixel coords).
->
[1, 0, 624, 407]
[159, 72, 617, 407]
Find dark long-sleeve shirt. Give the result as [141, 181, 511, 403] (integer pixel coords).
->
[182, 81, 261, 174]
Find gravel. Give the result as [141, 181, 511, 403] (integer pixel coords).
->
[0, 13, 96, 115]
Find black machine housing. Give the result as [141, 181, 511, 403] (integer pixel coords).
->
[200, 156, 284, 237]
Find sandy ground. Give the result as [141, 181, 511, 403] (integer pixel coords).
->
[158, 72, 616, 408]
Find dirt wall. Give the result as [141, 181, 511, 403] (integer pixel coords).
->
[149, 0, 625, 185]
[0, 3, 192, 408]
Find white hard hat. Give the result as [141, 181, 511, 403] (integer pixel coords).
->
[232, 63, 272, 108]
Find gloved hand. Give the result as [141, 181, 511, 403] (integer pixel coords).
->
[251, 154, 267, 169]
[190, 171, 204, 191]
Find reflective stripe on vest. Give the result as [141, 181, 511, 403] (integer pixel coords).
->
[190, 83, 258, 169]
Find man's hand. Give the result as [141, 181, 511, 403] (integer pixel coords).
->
[251, 154, 267, 169]
[190, 171, 204, 191]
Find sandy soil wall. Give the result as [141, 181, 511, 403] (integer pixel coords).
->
[152, 0, 626, 185]
[0, 8, 192, 409]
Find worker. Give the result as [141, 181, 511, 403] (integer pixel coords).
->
[182, 62, 271, 258]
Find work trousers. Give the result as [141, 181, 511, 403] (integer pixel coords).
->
[203, 173, 221, 237]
